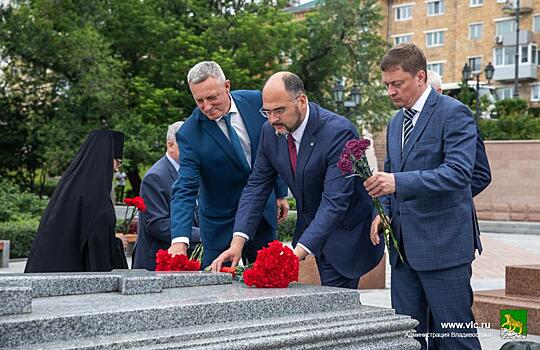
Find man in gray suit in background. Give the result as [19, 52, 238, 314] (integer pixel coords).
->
[133, 122, 200, 270]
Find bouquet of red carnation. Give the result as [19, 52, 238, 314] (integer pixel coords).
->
[122, 196, 147, 234]
[337, 139, 403, 262]
[155, 243, 203, 271]
[241, 240, 299, 288]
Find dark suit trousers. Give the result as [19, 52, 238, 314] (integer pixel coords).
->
[391, 258, 481, 350]
[315, 253, 360, 290]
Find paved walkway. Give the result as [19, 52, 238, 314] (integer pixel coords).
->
[362, 232, 540, 349]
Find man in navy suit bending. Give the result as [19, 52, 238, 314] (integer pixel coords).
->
[169, 61, 289, 268]
[211, 72, 383, 289]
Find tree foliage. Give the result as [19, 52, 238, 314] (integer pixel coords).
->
[289, 0, 393, 131]
[0, 0, 391, 193]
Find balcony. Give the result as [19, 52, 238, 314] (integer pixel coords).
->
[493, 63, 537, 81]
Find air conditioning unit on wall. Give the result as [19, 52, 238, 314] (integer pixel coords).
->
[494, 35, 504, 44]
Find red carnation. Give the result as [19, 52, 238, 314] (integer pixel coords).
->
[242, 240, 299, 288]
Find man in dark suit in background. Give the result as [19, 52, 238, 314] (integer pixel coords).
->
[169, 61, 289, 268]
[427, 69, 491, 253]
[211, 72, 383, 289]
[365, 44, 482, 349]
[132, 121, 200, 270]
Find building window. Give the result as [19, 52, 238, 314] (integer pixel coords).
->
[395, 5, 413, 21]
[495, 44, 538, 66]
[394, 34, 412, 45]
[468, 57, 483, 73]
[497, 87, 514, 99]
[531, 85, 540, 101]
[534, 15, 540, 32]
[496, 20, 515, 35]
[469, 23, 483, 40]
[521, 46, 529, 63]
[505, 46, 516, 65]
[427, 0, 444, 16]
[427, 62, 444, 76]
[426, 31, 444, 47]
[470, 0, 483, 7]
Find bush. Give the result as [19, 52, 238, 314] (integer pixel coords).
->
[478, 115, 540, 140]
[494, 99, 528, 117]
[0, 178, 48, 222]
[277, 213, 296, 242]
[287, 197, 296, 210]
[0, 219, 39, 258]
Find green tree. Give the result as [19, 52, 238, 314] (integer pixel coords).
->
[289, 0, 393, 132]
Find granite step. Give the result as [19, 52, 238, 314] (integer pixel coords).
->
[144, 319, 419, 350]
[0, 283, 365, 348]
[505, 265, 540, 297]
[2, 308, 419, 350]
[473, 288, 540, 335]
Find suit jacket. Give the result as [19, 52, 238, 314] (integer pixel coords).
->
[470, 128, 492, 254]
[170, 90, 288, 252]
[382, 89, 478, 271]
[133, 156, 200, 270]
[234, 102, 384, 279]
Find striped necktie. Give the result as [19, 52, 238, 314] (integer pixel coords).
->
[402, 108, 416, 149]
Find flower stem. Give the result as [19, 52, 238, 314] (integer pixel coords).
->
[372, 197, 404, 263]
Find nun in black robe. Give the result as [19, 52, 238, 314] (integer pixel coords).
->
[25, 130, 128, 272]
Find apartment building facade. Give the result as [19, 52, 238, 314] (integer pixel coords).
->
[385, 0, 540, 105]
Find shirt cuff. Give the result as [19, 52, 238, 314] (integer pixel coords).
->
[233, 232, 249, 240]
[171, 236, 190, 247]
[296, 243, 314, 256]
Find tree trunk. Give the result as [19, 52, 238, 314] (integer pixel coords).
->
[126, 169, 141, 196]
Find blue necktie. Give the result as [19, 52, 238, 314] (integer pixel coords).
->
[402, 108, 416, 149]
[223, 113, 250, 171]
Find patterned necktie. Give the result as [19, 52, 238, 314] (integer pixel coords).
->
[402, 108, 416, 149]
[287, 134, 297, 175]
[223, 113, 250, 171]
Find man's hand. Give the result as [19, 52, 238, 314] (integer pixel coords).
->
[276, 197, 289, 224]
[168, 242, 188, 257]
[364, 172, 396, 197]
[210, 236, 247, 272]
[370, 215, 382, 245]
[293, 245, 308, 261]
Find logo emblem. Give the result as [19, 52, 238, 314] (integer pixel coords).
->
[500, 309, 527, 339]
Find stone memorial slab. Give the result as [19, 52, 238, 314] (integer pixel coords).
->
[0, 271, 420, 349]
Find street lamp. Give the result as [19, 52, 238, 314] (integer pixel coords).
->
[462, 62, 496, 120]
[502, 0, 521, 98]
[331, 80, 362, 122]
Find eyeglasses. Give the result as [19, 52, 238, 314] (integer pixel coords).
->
[259, 94, 302, 118]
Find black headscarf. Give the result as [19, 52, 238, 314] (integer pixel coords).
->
[25, 130, 127, 272]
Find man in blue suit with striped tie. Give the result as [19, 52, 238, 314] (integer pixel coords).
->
[169, 61, 289, 268]
[364, 44, 483, 350]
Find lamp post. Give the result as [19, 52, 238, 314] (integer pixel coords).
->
[331, 81, 362, 124]
[462, 62, 495, 121]
[502, 0, 521, 98]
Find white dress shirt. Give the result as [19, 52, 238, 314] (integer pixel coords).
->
[402, 85, 432, 149]
[234, 103, 313, 257]
[166, 153, 179, 172]
[215, 96, 252, 168]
